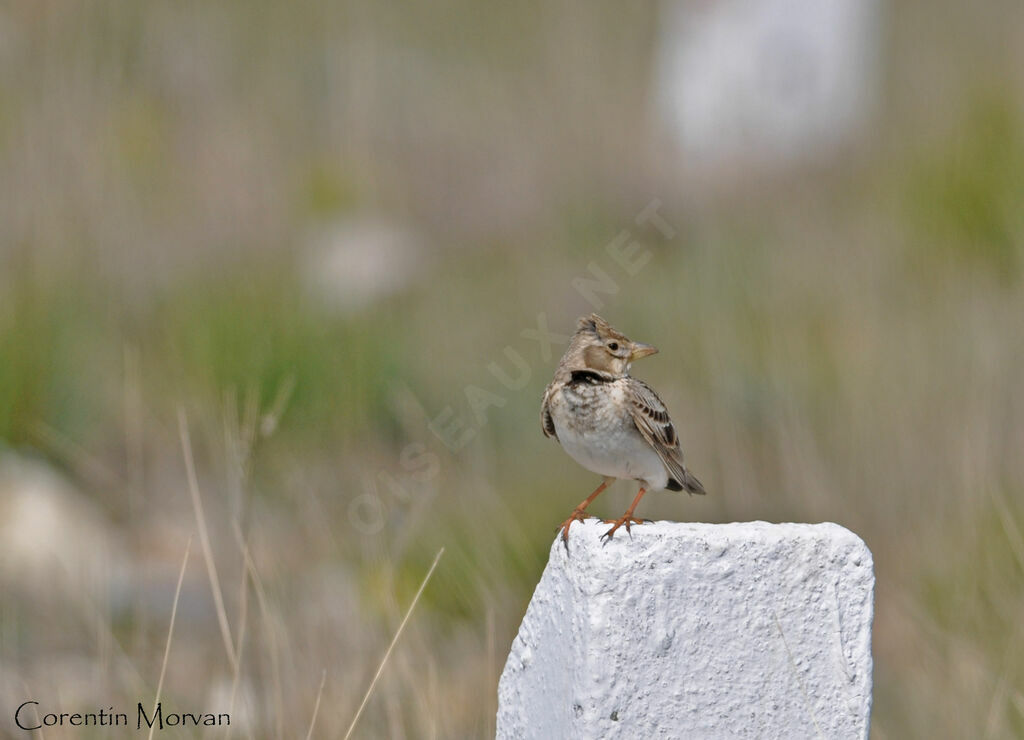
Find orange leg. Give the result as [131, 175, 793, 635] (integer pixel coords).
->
[602, 486, 649, 541]
[558, 477, 613, 549]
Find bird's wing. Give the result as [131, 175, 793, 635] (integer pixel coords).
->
[624, 377, 705, 494]
[540, 381, 558, 440]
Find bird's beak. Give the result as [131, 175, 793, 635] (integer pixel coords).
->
[629, 343, 658, 361]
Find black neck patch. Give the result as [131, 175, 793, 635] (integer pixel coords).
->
[569, 369, 612, 385]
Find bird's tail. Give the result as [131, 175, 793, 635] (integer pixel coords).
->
[681, 469, 706, 495]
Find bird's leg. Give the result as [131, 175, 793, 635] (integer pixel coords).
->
[602, 486, 648, 541]
[558, 477, 614, 548]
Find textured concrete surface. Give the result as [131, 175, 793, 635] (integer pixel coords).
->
[497, 521, 874, 739]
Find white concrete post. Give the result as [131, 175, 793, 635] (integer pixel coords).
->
[497, 521, 873, 739]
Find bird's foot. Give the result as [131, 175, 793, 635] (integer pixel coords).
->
[557, 508, 594, 550]
[600, 515, 646, 542]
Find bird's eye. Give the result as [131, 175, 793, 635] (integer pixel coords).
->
[608, 342, 619, 351]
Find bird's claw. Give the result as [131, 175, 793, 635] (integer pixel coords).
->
[600, 515, 646, 543]
[557, 508, 593, 551]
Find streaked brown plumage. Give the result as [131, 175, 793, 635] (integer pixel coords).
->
[541, 314, 705, 546]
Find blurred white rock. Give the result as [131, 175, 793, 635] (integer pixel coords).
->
[655, 0, 881, 174]
[302, 217, 428, 314]
[0, 453, 129, 605]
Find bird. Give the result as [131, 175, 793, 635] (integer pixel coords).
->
[540, 314, 705, 547]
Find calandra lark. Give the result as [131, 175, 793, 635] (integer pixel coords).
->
[541, 314, 705, 546]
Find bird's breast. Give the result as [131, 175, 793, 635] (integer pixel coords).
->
[548, 382, 668, 488]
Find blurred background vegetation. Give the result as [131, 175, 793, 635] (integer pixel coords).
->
[1, 0, 1023, 737]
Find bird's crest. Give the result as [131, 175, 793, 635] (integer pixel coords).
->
[577, 313, 629, 343]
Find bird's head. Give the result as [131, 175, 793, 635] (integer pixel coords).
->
[566, 314, 658, 376]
